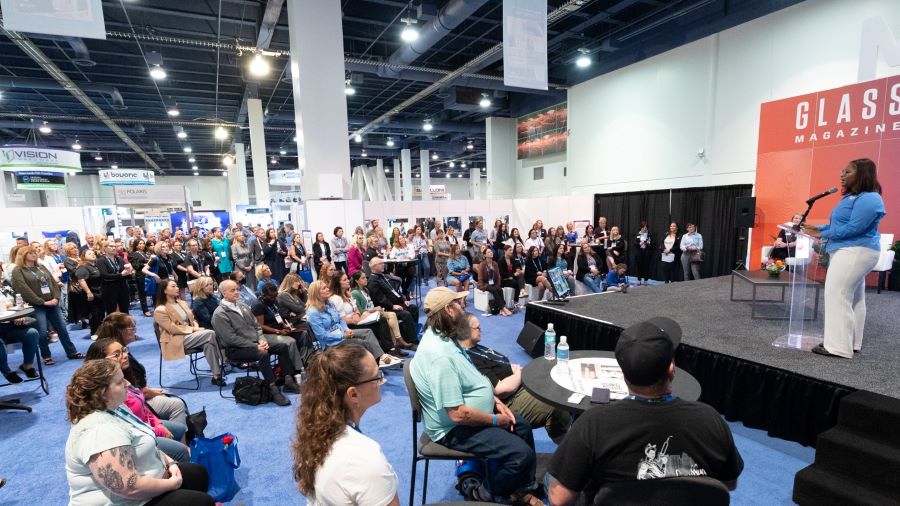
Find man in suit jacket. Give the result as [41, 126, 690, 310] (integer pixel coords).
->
[211, 280, 299, 406]
[368, 257, 420, 344]
[97, 241, 133, 314]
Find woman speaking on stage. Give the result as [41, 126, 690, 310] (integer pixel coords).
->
[802, 158, 885, 359]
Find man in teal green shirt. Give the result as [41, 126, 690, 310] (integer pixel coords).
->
[410, 287, 538, 503]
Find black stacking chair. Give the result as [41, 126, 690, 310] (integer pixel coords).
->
[590, 476, 730, 506]
[403, 360, 490, 506]
[153, 322, 203, 390]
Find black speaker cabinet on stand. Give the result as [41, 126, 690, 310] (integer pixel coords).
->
[734, 196, 756, 270]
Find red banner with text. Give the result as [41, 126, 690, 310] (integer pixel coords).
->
[752, 76, 900, 273]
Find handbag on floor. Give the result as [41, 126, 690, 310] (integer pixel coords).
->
[232, 376, 272, 405]
[189, 432, 241, 502]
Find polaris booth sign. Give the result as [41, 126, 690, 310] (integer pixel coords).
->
[99, 169, 156, 186]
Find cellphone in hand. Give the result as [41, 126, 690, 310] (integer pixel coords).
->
[591, 387, 610, 404]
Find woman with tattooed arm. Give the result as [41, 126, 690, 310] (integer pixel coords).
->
[64, 359, 213, 505]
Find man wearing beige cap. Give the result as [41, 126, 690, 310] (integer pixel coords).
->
[409, 287, 539, 504]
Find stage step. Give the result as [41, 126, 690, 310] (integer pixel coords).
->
[793, 390, 900, 505]
[793, 466, 898, 506]
[836, 390, 900, 446]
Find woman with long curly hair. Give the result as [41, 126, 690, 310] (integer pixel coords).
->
[291, 344, 399, 505]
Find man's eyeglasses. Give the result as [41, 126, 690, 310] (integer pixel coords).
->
[353, 369, 385, 386]
[106, 347, 129, 359]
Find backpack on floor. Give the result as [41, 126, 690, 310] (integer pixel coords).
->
[232, 376, 271, 405]
[190, 432, 241, 502]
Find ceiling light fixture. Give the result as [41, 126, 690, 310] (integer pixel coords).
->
[279, 149, 287, 155]
[71, 140, 82, 150]
[449, 161, 455, 168]
[479, 93, 492, 108]
[176, 130, 187, 139]
[400, 19, 419, 42]
[192, 165, 199, 170]
[111, 164, 119, 170]
[167, 105, 180, 117]
[222, 155, 234, 166]
[222, 170, 228, 177]
[344, 79, 356, 96]
[467, 141, 474, 150]
[432, 153, 438, 160]
[461, 162, 467, 168]
[446, 174, 450, 179]
[149, 65, 167, 80]
[193, 171, 199, 176]
[188, 157, 196, 163]
[458, 174, 463, 178]
[249, 53, 270, 77]
[183, 147, 192, 153]
[214, 126, 228, 140]
[38, 121, 52, 134]
[575, 48, 592, 68]
[386, 137, 395, 147]
[423, 119, 433, 132]
[94, 153, 103, 161]
[354, 134, 362, 143]
[361, 150, 368, 157]
[270, 157, 278, 165]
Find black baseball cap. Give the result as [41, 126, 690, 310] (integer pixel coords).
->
[614, 317, 682, 386]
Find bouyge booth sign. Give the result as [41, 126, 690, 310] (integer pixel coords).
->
[15, 171, 66, 190]
[0, 146, 82, 173]
[99, 169, 156, 186]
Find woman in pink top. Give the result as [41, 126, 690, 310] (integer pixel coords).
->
[347, 234, 365, 276]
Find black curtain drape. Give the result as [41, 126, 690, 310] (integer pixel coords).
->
[595, 185, 752, 279]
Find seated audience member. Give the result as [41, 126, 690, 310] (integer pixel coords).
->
[252, 283, 316, 372]
[0, 316, 39, 383]
[547, 317, 744, 505]
[565, 222, 578, 244]
[189, 276, 219, 330]
[154, 280, 224, 387]
[499, 245, 527, 299]
[318, 262, 338, 289]
[97, 312, 186, 425]
[277, 273, 308, 327]
[458, 313, 569, 443]
[575, 242, 604, 293]
[605, 263, 630, 293]
[523, 229, 544, 257]
[548, 244, 577, 294]
[350, 271, 413, 351]
[446, 244, 472, 293]
[292, 344, 400, 505]
[477, 248, 513, 316]
[227, 270, 258, 306]
[605, 226, 627, 271]
[368, 257, 420, 344]
[212, 280, 299, 406]
[305, 280, 401, 368]
[65, 360, 214, 505]
[388, 236, 417, 296]
[328, 272, 402, 357]
[410, 288, 539, 504]
[524, 246, 553, 300]
[85, 339, 190, 463]
[255, 263, 278, 294]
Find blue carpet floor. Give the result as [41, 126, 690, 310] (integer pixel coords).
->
[0, 280, 813, 505]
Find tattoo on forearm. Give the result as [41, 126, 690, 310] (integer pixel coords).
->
[89, 446, 139, 494]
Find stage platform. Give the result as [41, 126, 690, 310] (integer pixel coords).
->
[524, 275, 900, 446]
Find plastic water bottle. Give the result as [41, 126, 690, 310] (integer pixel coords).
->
[15, 294, 23, 308]
[557, 335, 569, 365]
[543, 323, 556, 360]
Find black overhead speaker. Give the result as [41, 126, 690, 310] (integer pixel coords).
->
[735, 196, 756, 228]
[517, 321, 546, 358]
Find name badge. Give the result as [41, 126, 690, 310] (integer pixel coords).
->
[220, 252, 227, 258]
[41, 282, 52, 295]
[488, 277, 495, 286]
[274, 313, 284, 324]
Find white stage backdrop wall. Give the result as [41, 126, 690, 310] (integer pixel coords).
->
[566, 0, 900, 195]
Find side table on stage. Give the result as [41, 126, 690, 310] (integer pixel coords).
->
[0, 306, 49, 413]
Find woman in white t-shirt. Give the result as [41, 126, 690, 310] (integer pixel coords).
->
[292, 344, 400, 506]
[64, 359, 213, 506]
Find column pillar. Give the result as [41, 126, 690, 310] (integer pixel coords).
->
[228, 143, 250, 212]
[247, 99, 270, 206]
[419, 149, 431, 201]
[393, 159, 401, 201]
[374, 159, 385, 201]
[287, 0, 351, 200]
[401, 149, 413, 201]
[485, 117, 517, 199]
[470, 168, 482, 200]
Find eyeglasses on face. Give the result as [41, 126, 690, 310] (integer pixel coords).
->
[353, 369, 385, 386]
[106, 347, 129, 359]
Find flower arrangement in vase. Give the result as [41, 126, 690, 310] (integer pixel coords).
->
[764, 259, 785, 277]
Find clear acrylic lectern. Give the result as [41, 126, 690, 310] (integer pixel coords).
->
[771, 224, 825, 350]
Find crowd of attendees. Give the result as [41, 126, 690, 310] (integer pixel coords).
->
[0, 215, 731, 505]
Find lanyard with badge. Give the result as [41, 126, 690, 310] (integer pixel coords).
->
[268, 303, 284, 325]
[107, 405, 157, 441]
[27, 267, 52, 295]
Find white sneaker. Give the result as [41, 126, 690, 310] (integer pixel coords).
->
[91, 334, 98, 341]
[379, 355, 403, 369]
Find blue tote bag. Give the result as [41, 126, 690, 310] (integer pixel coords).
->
[189, 432, 241, 502]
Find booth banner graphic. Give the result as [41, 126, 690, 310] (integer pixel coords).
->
[15, 171, 66, 190]
[269, 170, 302, 186]
[0, 147, 82, 173]
[0, 0, 107, 40]
[114, 185, 186, 205]
[170, 211, 230, 235]
[142, 213, 173, 234]
[99, 169, 156, 186]
[270, 190, 301, 203]
[517, 103, 568, 160]
[751, 74, 900, 269]
[503, 0, 548, 90]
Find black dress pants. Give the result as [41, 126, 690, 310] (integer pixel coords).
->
[483, 284, 506, 314]
[391, 305, 420, 343]
[101, 281, 131, 315]
[144, 463, 214, 506]
[226, 345, 293, 384]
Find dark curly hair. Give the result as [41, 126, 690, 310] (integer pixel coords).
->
[66, 359, 119, 424]
[292, 344, 368, 495]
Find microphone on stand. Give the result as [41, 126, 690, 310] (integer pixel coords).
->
[805, 187, 838, 205]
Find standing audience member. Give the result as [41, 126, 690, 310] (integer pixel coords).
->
[64, 243, 87, 328]
[291, 344, 399, 505]
[477, 248, 513, 316]
[247, 228, 265, 289]
[634, 221, 653, 286]
[129, 239, 153, 317]
[212, 280, 298, 406]
[182, 239, 208, 290]
[189, 277, 220, 330]
[523, 229, 544, 258]
[680, 223, 704, 281]
[412, 225, 430, 285]
[75, 250, 105, 337]
[547, 317, 743, 505]
[170, 241, 189, 301]
[263, 228, 288, 283]
[331, 227, 349, 273]
[661, 222, 682, 283]
[312, 232, 332, 276]
[210, 227, 233, 279]
[410, 288, 540, 504]
[347, 234, 365, 277]
[153, 280, 225, 386]
[433, 229, 451, 287]
[64, 360, 214, 505]
[98, 241, 134, 315]
[11, 246, 83, 364]
[43, 240, 68, 320]
[605, 226, 626, 271]
[143, 242, 175, 287]
[576, 242, 604, 293]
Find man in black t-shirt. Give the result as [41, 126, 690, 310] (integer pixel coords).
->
[547, 317, 743, 505]
[250, 284, 317, 371]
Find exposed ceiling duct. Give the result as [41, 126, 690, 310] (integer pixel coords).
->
[27, 34, 96, 67]
[0, 77, 126, 109]
[0, 119, 141, 133]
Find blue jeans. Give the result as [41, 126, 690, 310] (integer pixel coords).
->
[438, 414, 536, 497]
[418, 253, 430, 283]
[0, 325, 39, 374]
[158, 419, 190, 462]
[32, 304, 79, 359]
[582, 273, 604, 293]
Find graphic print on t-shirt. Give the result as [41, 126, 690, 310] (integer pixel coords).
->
[636, 436, 708, 480]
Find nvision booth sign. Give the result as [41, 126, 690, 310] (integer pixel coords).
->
[99, 169, 156, 186]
